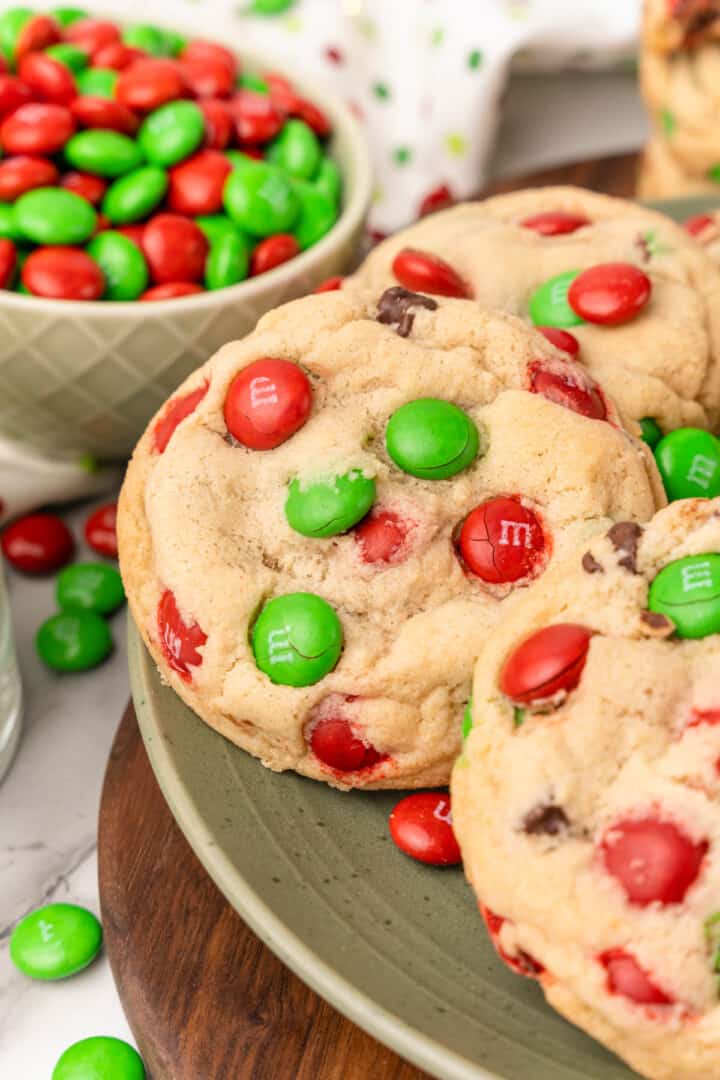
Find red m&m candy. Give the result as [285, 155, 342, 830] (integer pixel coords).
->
[141, 281, 204, 301]
[389, 792, 461, 866]
[115, 59, 188, 112]
[65, 19, 121, 57]
[84, 502, 118, 559]
[480, 906, 544, 978]
[224, 358, 312, 450]
[536, 326, 580, 357]
[520, 210, 589, 236]
[0, 238, 16, 288]
[93, 42, 145, 71]
[601, 817, 706, 906]
[313, 275, 343, 293]
[355, 509, 409, 565]
[2, 513, 74, 574]
[685, 213, 714, 237]
[1, 103, 74, 155]
[568, 262, 651, 326]
[15, 14, 60, 61]
[250, 233, 300, 276]
[157, 589, 207, 681]
[180, 40, 238, 79]
[70, 96, 139, 136]
[0, 156, 59, 202]
[392, 247, 471, 299]
[600, 949, 674, 1006]
[167, 149, 231, 216]
[60, 171, 107, 206]
[17, 52, 76, 107]
[182, 53, 235, 99]
[142, 214, 208, 284]
[153, 380, 209, 453]
[231, 89, 283, 144]
[458, 497, 547, 584]
[529, 363, 607, 421]
[22, 247, 105, 300]
[309, 708, 386, 773]
[0, 75, 34, 119]
[418, 182, 454, 218]
[500, 623, 593, 705]
[199, 98, 233, 150]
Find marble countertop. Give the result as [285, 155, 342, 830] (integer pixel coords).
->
[0, 70, 647, 1080]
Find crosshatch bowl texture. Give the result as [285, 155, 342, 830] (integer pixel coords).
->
[0, 50, 371, 462]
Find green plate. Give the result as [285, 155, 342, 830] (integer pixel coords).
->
[129, 195, 720, 1080]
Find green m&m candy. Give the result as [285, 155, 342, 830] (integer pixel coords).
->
[223, 160, 300, 236]
[65, 130, 145, 178]
[239, 71, 269, 94]
[529, 270, 584, 328]
[196, 213, 240, 245]
[45, 42, 89, 73]
[285, 470, 376, 537]
[205, 231, 249, 290]
[315, 156, 342, 204]
[386, 398, 480, 479]
[648, 554, 720, 639]
[267, 119, 321, 180]
[462, 698, 473, 740]
[252, 592, 342, 686]
[139, 101, 205, 168]
[53, 1037, 146, 1080]
[87, 232, 149, 301]
[10, 903, 102, 980]
[639, 416, 662, 451]
[36, 611, 112, 671]
[0, 8, 32, 64]
[103, 166, 168, 224]
[247, 0, 296, 13]
[123, 23, 180, 56]
[292, 181, 336, 250]
[76, 67, 118, 99]
[14, 188, 97, 245]
[50, 8, 89, 28]
[57, 562, 126, 615]
[0, 201, 23, 241]
[654, 428, 720, 502]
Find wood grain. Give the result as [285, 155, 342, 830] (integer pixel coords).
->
[98, 152, 640, 1080]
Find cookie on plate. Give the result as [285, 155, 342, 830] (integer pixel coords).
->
[118, 288, 662, 790]
[641, 45, 720, 178]
[452, 497, 720, 1080]
[347, 188, 720, 433]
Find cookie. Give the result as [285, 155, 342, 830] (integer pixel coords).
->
[452, 497, 720, 1080]
[118, 288, 663, 791]
[641, 45, 720, 177]
[684, 207, 720, 265]
[347, 188, 720, 433]
[637, 134, 718, 201]
[644, 0, 720, 54]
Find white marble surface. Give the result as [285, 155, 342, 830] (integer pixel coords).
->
[0, 71, 647, 1080]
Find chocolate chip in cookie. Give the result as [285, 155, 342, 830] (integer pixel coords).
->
[522, 803, 570, 836]
[606, 521, 643, 573]
[640, 610, 675, 637]
[376, 286, 438, 338]
[582, 552, 604, 574]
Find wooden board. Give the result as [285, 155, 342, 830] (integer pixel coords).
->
[98, 152, 639, 1080]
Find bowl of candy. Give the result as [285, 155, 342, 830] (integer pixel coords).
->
[0, 8, 372, 460]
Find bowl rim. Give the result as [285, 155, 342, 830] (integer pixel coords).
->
[0, 35, 373, 318]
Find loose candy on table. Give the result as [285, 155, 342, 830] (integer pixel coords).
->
[56, 561, 125, 615]
[251, 592, 343, 687]
[654, 427, 720, 501]
[648, 554, 720, 639]
[52, 1037, 146, 1080]
[386, 398, 480, 480]
[285, 470, 376, 537]
[36, 609, 113, 671]
[84, 501, 118, 557]
[10, 902, 102, 980]
[389, 792, 462, 866]
[2, 512, 74, 573]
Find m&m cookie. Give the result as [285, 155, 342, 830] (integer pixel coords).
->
[452, 497, 720, 1080]
[118, 288, 662, 790]
[347, 187, 720, 433]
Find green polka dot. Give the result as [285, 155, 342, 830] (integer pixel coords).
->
[393, 146, 412, 166]
[445, 133, 467, 157]
[467, 49, 483, 70]
[373, 82, 390, 100]
[282, 14, 303, 32]
[430, 26, 445, 47]
[661, 108, 676, 137]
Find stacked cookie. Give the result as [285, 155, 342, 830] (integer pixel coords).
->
[118, 186, 720, 1077]
[639, 0, 720, 198]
